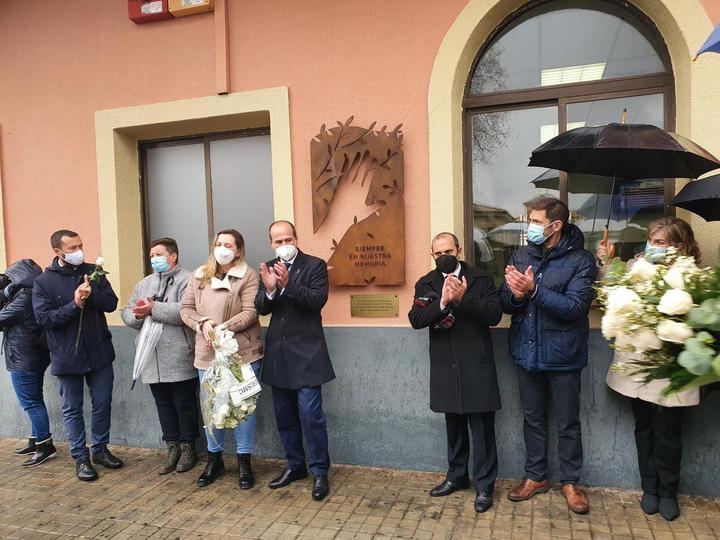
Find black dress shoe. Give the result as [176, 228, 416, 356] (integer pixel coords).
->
[312, 475, 330, 501]
[659, 497, 680, 521]
[76, 459, 99, 481]
[92, 448, 124, 469]
[269, 466, 308, 489]
[429, 479, 470, 497]
[475, 491, 493, 513]
[640, 492, 659, 515]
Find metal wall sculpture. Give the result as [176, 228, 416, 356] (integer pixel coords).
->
[311, 117, 405, 286]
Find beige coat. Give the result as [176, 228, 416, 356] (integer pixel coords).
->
[606, 350, 699, 407]
[180, 261, 263, 370]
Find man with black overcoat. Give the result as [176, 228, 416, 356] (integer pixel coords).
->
[409, 232, 502, 513]
[256, 220, 336, 501]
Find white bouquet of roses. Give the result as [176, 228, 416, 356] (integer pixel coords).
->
[598, 248, 720, 395]
[201, 328, 261, 432]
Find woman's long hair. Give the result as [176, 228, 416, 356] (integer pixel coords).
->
[647, 217, 701, 264]
[198, 229, 245, 288]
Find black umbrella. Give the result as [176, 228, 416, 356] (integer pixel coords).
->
[671, 174, 720, 221]
[529, 123, 720, 180]
[528, 122, 720, 247]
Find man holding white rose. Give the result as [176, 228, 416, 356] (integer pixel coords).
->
[32, 229, 122, 482]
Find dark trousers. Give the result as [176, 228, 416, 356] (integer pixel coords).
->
[445, 411, 497, 494]
[271, 385, 330, 476]
[149, 378, 200, 444]
[10, 371, 51, 442]
[56, 363, 114, 461]
[631, 398, 684, 498]
[517, 367, 583, 484]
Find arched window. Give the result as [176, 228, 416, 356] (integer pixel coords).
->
[464, 0, 673, 283]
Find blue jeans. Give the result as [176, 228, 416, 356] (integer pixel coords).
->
[198, 360, 261, 454]
[10, 371, 51, 442]
[56, 363, 114, 461]
[272, 385, 330, 476]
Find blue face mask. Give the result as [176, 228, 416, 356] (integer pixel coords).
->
[645, 242, 667, 262]
[150, 256, 170, 274]
[527, 222, 556, 245]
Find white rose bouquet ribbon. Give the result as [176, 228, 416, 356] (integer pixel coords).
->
[597, 248, 720, 395]
[200, 328, 261, 437]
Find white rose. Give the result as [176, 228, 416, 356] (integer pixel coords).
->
[95, 256, 105, 266]
[214, 328, 239, 356]
[663, 267, 685, 290]
[657, 288, 694, 316]
[628, 257, 656, 281]
[606, 286, 642, 314]
[601, 312, 625, 339]
[213, 403, 230, 425]
[633, 329, 663, 354]
[656, 320, 694, 344]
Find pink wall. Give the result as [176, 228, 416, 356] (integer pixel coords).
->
[701, 0, 720, 24]
[1, 1, 716, 324]
[0, 0, 465, 325]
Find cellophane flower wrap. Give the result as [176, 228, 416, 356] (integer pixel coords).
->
[201, 329, 261, 432]
[597, 248, 720, 395]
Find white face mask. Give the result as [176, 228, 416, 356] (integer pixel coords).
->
[214, 246, 236, 266]
[62, 250, 84, 266]
[276, 244, 297, 262]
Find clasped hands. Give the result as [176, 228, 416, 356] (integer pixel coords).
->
[440, 274, 467, 308]
[505, 265, 535, 300]
[132, 296, 155, 319]
[73, 275, 93, 307]
[259, 261, 290, 294]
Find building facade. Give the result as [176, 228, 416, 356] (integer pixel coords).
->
[2, 0, 720, 494]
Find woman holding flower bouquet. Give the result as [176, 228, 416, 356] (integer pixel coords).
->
[181, 229, 263, 489]
[597, 217, 701, 521]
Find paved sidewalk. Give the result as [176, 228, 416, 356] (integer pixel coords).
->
[1, 439, 720, 539]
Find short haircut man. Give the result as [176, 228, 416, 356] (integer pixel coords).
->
[500, 196, 597, 514]
[409, 231, 503, 513]
[256, 220, 335, 501]
[32, 230, 122, 481]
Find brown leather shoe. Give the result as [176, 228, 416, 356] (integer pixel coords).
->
[508, 478, 550, 502]
[562, 484, 589, 514]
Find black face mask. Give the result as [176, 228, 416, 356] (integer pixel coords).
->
[435, 255, 458, 274]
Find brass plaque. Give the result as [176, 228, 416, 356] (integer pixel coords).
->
[350, 294, 399, 318]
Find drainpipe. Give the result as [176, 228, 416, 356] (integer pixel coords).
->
[215, 0, 230, 95]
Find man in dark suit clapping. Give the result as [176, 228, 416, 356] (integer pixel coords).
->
[256, 220, 336, 501]
[409, 232, 503, 513]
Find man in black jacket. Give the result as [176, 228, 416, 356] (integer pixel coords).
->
[256, 220, 335, 501]
[32, 230, 122, 481]
[409, 232, 503, 513]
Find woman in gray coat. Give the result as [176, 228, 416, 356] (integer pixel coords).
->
[121, 238, 199, 474]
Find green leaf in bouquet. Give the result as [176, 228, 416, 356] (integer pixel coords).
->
[688, 306, 717, 328]
[678, 349, 714, 376]
[695, 331, 716, 344]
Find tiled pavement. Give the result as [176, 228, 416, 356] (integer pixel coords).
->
[1, 439, 720, 539]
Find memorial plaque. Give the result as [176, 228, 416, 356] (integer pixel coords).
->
[311, 117, 405, 286]
[350, 294, 399, 318]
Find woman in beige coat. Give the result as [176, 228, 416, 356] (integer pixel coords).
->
[598, 217, 700, 522]
[181, 229, 263, 490]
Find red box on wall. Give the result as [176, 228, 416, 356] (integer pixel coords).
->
[128, 0, 173, 24]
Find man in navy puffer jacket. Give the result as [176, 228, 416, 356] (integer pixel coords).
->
[32, 229, 123, 482]
[499, 197, 597, 515]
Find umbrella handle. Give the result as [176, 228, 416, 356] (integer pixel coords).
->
[601, 227, 616, 259]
